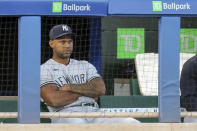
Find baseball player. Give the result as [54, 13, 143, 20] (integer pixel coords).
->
[40, 24, 140, 123]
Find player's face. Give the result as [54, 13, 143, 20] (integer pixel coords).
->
[49, 35, 73, 59]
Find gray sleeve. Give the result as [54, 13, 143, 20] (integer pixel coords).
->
[86, 62, 100, 81]
[40, 65, 55, 88]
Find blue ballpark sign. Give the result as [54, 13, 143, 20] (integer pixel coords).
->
[109, 0, 197, 15]
[0, 0, 197, 16]
[0, 0, 107, 16]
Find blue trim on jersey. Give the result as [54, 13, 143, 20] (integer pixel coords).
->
[88, 76, 101, 82]
[40, 81, 56, 88]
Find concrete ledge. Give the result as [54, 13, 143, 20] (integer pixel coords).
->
[0, 123, 197, 131]
[0, 96, 17, 100]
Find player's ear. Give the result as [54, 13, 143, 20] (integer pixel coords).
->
[49, 40, 54, 48]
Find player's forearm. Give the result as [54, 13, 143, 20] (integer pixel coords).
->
[72, 83, 104, 97]
[60, 83, 99, 97]
[60, 80, 106, 98]
[43, 91, 81, 107]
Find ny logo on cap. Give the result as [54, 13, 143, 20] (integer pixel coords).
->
[62, 25, 68, 31]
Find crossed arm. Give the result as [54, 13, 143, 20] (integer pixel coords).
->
[41, 77, 106, 107]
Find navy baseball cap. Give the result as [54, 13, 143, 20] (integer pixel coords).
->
[49, 24, 73, 40]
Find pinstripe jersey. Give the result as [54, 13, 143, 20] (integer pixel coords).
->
[40, 58, 100, 112]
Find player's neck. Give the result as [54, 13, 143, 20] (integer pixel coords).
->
[52, 57, 70, 65]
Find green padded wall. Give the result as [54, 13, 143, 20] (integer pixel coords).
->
[0, 100, 51, 123]
[99, 96, 158, 108]
[0, 100, 17, 123]
[99, 96, 158, 122]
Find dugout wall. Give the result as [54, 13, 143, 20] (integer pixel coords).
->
[0, 0, 197, 124]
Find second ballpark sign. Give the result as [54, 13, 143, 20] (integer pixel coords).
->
[152, 1, 191, 12]
[109, 0, 197, 15]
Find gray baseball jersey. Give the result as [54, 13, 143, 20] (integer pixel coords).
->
[40, 58, 100, 112]
[40, 59, 140, 123]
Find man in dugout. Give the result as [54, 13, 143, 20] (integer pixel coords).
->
[40, 24, 140, 123]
